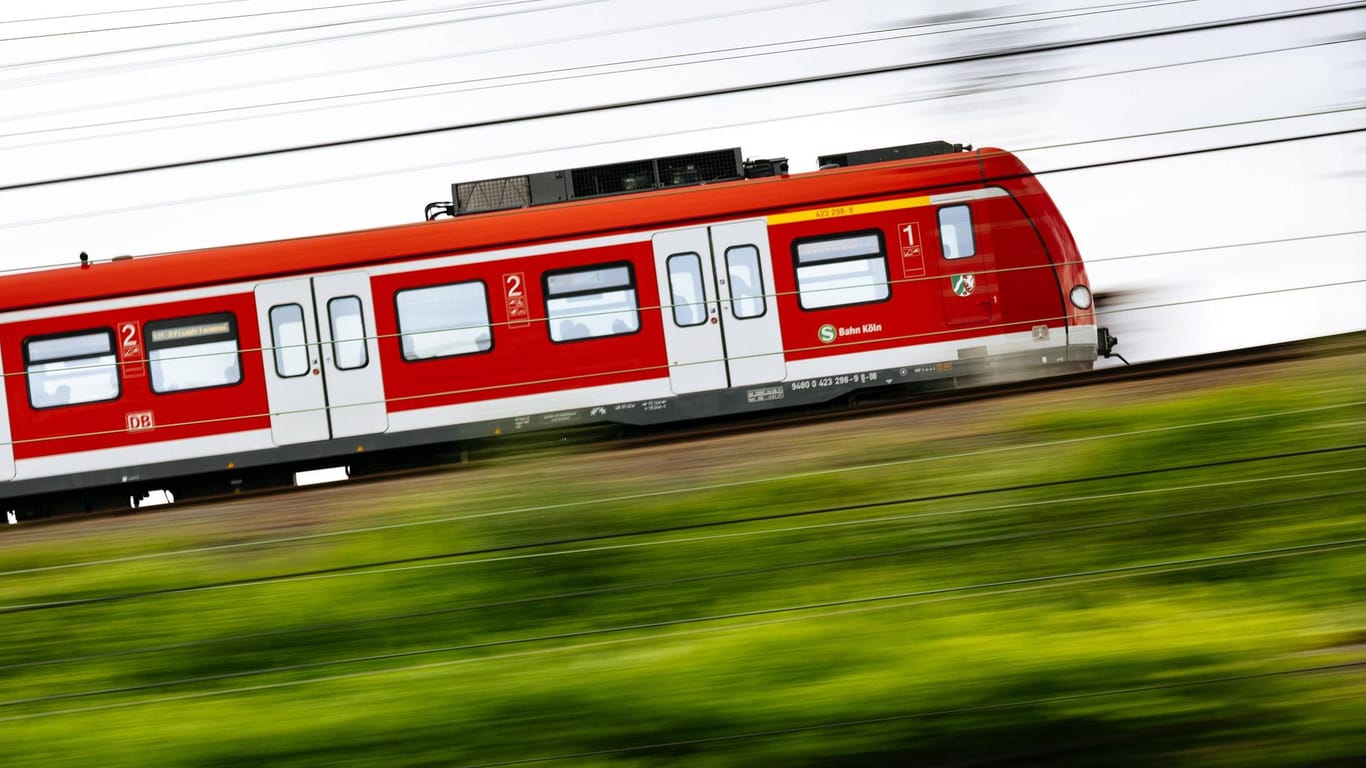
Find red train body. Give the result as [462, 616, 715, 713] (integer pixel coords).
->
[0, 143, 1108, 515]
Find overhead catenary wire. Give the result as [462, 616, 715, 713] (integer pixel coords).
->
[0, 0, 608, 71]
[0, 0, 263, 26]
[0, 101, 1360, 278]
[2, 2, 1359, 192]
[0, 0, 1195, 105]
[2, 41, 1356, 233]
[0, 0, 1202, 139]
[5, 223, 1360, 280]
[0, 0, 446, 42]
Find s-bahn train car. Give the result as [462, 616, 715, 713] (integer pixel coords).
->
[0, 141, 1114, 517]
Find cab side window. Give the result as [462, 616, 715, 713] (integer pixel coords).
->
[938, 204, 976, 259]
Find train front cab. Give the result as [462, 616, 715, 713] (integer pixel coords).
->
[762, 180, 1095, 389]
[980, 148, 1104, 368]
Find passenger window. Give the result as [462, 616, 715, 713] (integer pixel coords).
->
[146, 313, 242, 394]
[938, 204, 976, 259]
[544, 263, 640, 342]
[396, 281, 493, 360]
[269, 304, 309, 378]
[792, 231, 890, 310]
[328, 296, 369, 370]
[725, 245, 767, 319]
[666, 253, 706, 327]
[24, 329, 120, 409]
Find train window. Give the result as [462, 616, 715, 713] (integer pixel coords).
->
[544, 263, 640, 342]
[666, 253, 706, 327]
[792, 231, 890, 309]
[328, 296, 369, 370]
[938, 205, 976, 259]
[725, 245, 767, 319]
[396, 281, 493, 361]
[23, 329, 120, 409]
[146, 313, 242, 394]
[269, 304, 310, 378]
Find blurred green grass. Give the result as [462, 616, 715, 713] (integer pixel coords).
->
[1, 351, 1363, 766]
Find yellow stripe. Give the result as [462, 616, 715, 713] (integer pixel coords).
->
[766, 195, 933, 226]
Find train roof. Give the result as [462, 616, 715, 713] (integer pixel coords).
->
[1, 146, 1032, 313]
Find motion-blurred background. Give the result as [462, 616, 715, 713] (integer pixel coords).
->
[2, 3, 1363, 766]
[3, 1, 1363, 359]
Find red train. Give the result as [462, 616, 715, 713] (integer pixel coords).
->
[0, 141, 1114, 517]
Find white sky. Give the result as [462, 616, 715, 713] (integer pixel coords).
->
[1, 0, 1363, 364]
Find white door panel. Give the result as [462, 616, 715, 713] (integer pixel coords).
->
[255, 272, 387, 444]
[0, 344, 14, 481]
[654, 229, 727, 394]
[313, 272, 388, 438]
[255, 280, 329, 445]
[653, 221, 787, 394]
[710, 220, 787, 386]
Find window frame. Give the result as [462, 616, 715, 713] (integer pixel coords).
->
[22, 327, 121, 410]
[268, 303, 311, 379]
[791, 229, 892, 311]
[394, 280, 495, 362]
[724, 244, 768, 320]
[144, 312, 244, 395]
[665, 252, 708, 328]
[938, 204, 977, 260]
[326, 295, 370, 371]
[541, 261, 642, 343]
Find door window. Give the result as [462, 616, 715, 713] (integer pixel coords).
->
[725, 245, 767, 319]
[938, 205, 977, 259]
[269, 304, 310, 378]
[666, 253, 707, 327]
[328, 296, 369, 370]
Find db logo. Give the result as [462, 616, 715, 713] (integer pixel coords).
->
[817, 324, 837, 344]
[125, 411, 155, 432]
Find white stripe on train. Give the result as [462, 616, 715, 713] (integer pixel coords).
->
[7, 327, 1092, 483]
